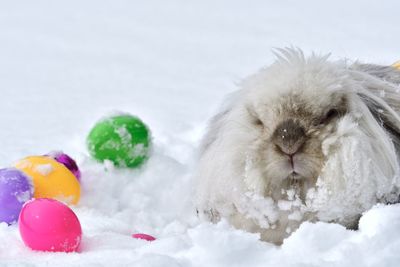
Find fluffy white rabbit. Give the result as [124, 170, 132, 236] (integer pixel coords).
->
[195, 48, 400, 244]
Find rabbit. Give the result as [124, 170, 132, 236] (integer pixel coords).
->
[194, 48, 400, 245]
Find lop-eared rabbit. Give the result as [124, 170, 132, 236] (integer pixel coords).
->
[195, 49, 400, 244]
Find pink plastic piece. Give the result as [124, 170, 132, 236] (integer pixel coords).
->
[132, 233, 156, 241]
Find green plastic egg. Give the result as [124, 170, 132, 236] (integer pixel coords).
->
[87, 114, 151, 168]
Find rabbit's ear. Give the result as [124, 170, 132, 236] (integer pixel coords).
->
[199, 90, 242, 154]
[358, 91, 400, 150]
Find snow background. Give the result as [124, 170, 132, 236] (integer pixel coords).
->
[0, 0, 400, 266]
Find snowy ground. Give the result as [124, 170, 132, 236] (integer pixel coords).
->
[0, 1, 400, 266]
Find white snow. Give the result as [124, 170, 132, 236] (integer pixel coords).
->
[0, 0, 399, 266]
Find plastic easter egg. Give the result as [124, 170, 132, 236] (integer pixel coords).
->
[0, 168, 33, 224]
[19, 198, 82, 252]
[15, 156, 80, 205]
[46, 151, 81, 181]
[87, 114, 151, 168]
[132, 233, 156, 241]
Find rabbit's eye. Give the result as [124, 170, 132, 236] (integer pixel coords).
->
[319, 108, 339, 125]
[326, 109, 339, 119]
[246, 107, 264, 127]
[250, 115, 264, 126]
[254, 118, 264, 126]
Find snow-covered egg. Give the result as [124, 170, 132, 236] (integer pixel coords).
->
[15, 156, 80, 205]
[0, 168, 33, 224]
[87, 114, 151, 168]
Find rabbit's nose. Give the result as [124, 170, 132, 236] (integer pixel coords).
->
[272, 119, 306, 155]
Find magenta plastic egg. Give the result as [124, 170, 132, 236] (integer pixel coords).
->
[19, 198, 82, 252]
[46, 151, 81, 181]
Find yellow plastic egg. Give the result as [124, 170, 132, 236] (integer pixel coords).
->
[15, 156, 80, 205]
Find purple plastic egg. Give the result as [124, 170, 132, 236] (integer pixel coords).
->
[46, 151, 81, 181]
[0, 168, 34, 224]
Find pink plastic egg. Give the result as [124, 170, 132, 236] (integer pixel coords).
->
[19, 198, 82, 252]
[132, 233, 156, 241]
